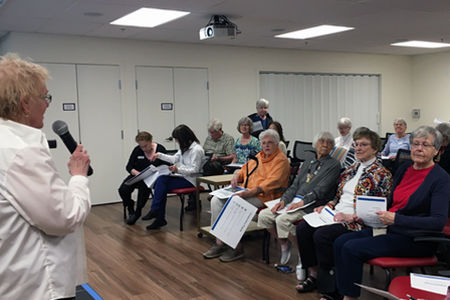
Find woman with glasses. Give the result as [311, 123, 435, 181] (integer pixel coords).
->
[382, 118, 410, 159]
[334, 126, 450, 300]
[0, 53, 91, 299]
[231, 116, 261, 164]
[295, 127, 392, 300]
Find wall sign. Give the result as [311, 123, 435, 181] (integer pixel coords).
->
[161, 103, 173, 111]
[63, 103, 76, 111]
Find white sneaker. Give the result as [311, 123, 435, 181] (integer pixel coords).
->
[296, 263, 306, 281]
[280, 240, 292, 265]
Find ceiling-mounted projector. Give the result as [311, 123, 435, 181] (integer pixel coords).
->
[199, 15, 240, 40]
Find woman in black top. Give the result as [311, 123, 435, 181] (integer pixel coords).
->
[118, 131, 166, 225]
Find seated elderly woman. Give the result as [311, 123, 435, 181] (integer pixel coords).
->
[257, 132, 340, 266]
[232, 116, 261, 164]
[203, 129, 290, 262]
[436, 122, 450, 175]
[334, 126, 450, 300]
[382, 118, 410, 159]
[295, 127, 392, 300]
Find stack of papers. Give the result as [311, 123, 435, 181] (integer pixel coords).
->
[264, 195, 314, 214]
[209, 185, 246, 199]
[303, 206, 337, 227]
[356, 196, 386, 228]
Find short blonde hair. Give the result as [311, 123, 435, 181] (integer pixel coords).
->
[0, 53, 49, 120]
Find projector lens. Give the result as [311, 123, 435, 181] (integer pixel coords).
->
[206, 27, 213, 37]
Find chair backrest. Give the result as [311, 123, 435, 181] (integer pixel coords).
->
[285, 140, 290, 148]
[292, 141, 316, 163]
[391, 149, 412, 175]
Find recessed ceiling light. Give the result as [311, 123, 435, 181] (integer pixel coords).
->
[110, 7, 190, 28]
[275, 24, 354, 39]
[391, 40, 450, 48]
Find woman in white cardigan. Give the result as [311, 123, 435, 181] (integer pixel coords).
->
[144, 124, 205, 230]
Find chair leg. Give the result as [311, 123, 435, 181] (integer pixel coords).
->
[179, 194, 185, 231]
[369, 265, 374, 275]
[262, 230, 270, 264]
[383, 268, 391, 290]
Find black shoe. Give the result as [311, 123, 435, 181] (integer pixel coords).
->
[126, 212, 141, 225]
[142, 210, 158, 220]
[146, 219, 167, 230]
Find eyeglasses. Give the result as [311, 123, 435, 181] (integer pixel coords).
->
[352, 142, 371, 148]
[38, 93, 52, 104]
[411, 141, 434, 149]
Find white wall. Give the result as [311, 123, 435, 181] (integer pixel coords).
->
[411, 51, 450, 127]
[1, 32, 414, 152]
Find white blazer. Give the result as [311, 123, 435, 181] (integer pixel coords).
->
[0, 119, 91, 300]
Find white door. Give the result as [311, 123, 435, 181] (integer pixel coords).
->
[40, 63, 80, 184]
[77, 65, 124, 204]
[136, 66, 209, 149]
[173, 68, 209, 145]
[136, 66, 176, 150]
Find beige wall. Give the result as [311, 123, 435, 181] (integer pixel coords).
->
[1, 32, 414, 147]
[411, 51, 450, 128]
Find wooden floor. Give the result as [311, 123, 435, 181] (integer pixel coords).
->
[84, 195, 400, 300]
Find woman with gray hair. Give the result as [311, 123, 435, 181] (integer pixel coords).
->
[382, 118, 410, 159]
[248, 98, 273, 138]
[203, 129, 290, 262]
[232, 116, 261, 164]
[258, 132, 341, 266]
[436, 122, 450, 174]
[335, 117, 353, 150]
[335, 126, 450, 300]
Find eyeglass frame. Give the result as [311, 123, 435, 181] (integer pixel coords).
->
[38, 93, 52, 104]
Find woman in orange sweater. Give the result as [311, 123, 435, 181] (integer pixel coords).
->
[203, 129, 290, 262]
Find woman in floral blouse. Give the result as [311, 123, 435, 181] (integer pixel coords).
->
[295, 127, 392, 300]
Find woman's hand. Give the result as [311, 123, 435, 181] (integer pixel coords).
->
[169, 164, 178, 173]
[68, 144, 90, 176]
[271, 201, 285, 214]
[151, 152, 159, 162]
[376, 211, 395, 225]
[314, 205, 325, 213]
[131, 169, 140, 176]
[334, 212, 355, 223]
[286, 200, 305, 212]
[230, 174, 240, 188]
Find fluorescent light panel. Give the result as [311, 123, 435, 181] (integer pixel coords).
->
[275, 25, 354, 39]
[391, 40, 450, 48]
[110, 7, 190, 28]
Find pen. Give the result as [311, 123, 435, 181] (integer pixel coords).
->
[406, 294, 417, 300]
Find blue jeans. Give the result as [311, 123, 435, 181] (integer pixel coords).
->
[334, 228, 435, 298]
[151, 175, 193, 222]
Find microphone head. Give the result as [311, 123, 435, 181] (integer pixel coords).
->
[52, 120, 69, 136]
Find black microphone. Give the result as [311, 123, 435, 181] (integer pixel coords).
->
[52, 120, 93, 176]
[244, 154, 259, 188]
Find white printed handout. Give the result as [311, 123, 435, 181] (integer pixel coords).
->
[265, 196, 314, 214]
[356, 196, 387, 228]
[142, 165, 172, 188]
[209, 185, 246, 199]
[410, 273, 450, 295]
[252, 121, 263, 132]
[303, 206, 337, 227]
[210, 195, 258, 249]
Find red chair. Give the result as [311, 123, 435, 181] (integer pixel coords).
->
[388, 275, 445, 300]
[367, 219, 450, 290]
[169, 186, 205, 231]
[367, 256, 438, 290]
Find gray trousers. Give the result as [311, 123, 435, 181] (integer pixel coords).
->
[257, 207, 306, 238]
